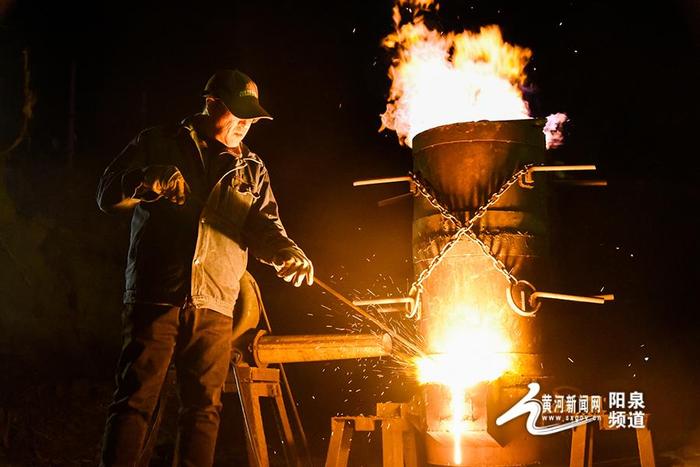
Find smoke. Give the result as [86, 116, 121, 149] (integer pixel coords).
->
[544, 112, 569, 149]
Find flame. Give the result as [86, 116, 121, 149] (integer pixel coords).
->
[381, 2, 532, 147]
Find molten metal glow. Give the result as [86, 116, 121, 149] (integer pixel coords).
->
[416, 305, 512, 462]
[381, 4, 532, 147]
[415, 309, 511, 389]
[450, 386, 466, 464]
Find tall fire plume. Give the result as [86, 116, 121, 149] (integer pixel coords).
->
[380, 1, 533, 148]
[381, 1, 542, 463]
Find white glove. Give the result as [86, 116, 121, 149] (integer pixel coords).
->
[272, 247, 314, 287]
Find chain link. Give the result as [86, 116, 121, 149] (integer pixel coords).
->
[409, 164, 534, 296]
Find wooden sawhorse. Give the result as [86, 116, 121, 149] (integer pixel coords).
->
[224, 363, 302, 467]
[325, 402, 420, 467]
[570, 414, 656, 467]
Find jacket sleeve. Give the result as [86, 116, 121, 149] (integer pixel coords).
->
[96, 130, 151, 212]
[243, 166, 302, 265]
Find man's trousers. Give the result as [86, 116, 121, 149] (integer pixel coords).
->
[100, 301, 232, 467]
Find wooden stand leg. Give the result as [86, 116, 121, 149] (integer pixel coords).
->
[272, 385, 300, 466]
[570, 423, 594, 467]
[381, 420, 404, 467]
[569, 416, 657, 467]
[231, 364, 305, 467]
[238, 380, 269, 467]
[403, 426, 419, 467]
[324, 404, 420, 467]
[636, 428, 656, 467]
[325, 419, 353, 467]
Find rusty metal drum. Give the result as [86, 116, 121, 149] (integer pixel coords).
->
[412, 119, 550, 466]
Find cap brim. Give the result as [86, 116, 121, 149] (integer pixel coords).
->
[224, 96, 273, 120]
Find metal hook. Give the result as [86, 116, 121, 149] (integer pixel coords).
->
[506, 280, 541, 317]
[507, 280, 615, 317]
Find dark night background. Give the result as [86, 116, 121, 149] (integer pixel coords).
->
[1, 0, 698, 465]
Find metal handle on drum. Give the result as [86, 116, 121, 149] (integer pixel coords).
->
[352, 296, 419, 317]
[531, 291, 615, 305]
[519, 164, 599, 188]
[352, 175, 416, 207]
[353, 176, 412, 187]
[507, 280, 615, 317]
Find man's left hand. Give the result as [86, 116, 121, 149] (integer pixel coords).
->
[272, 248, 314, 287]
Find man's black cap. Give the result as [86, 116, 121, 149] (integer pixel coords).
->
[203, 70, 272, 120]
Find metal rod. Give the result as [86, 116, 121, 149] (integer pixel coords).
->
[377, 192, 413, 207]
[594, 294, 615, 301]
[522, 165, 599, 187]
[313, 278, 426, 357]
[531, 291, 605, 305]
[529, 165, 597, 173]
[353, 176, 412, 187]
[352, 297, 414, 306]
[374, 305, 410, 313]
[255, 333, 392, 364]
[551, 179, 608, 186]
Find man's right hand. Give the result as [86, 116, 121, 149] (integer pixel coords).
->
[140, 165, 188, 205]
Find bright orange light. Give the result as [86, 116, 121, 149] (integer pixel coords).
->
[386, 3, 530, 463]
[450, 385, 466, 464]
[381, 4, 532, 147]
[415, 305, 512, 462]
[415, 313, 511, 389]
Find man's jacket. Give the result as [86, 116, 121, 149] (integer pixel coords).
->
[97, 119, 301, 317]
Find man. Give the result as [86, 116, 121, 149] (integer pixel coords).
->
[96, 69, 313, 466]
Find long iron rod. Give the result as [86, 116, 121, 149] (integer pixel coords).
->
[313, 277, 426, 358]
[353, 176, 412, 186]
[529, 164, 597, 173]
[531, 291, 604, 305]
[353, 297, 414, 306]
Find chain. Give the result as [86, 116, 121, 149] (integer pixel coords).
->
[410, 164, 534, 296]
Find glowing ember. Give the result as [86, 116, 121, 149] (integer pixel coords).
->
[381, 2, 533, 147]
